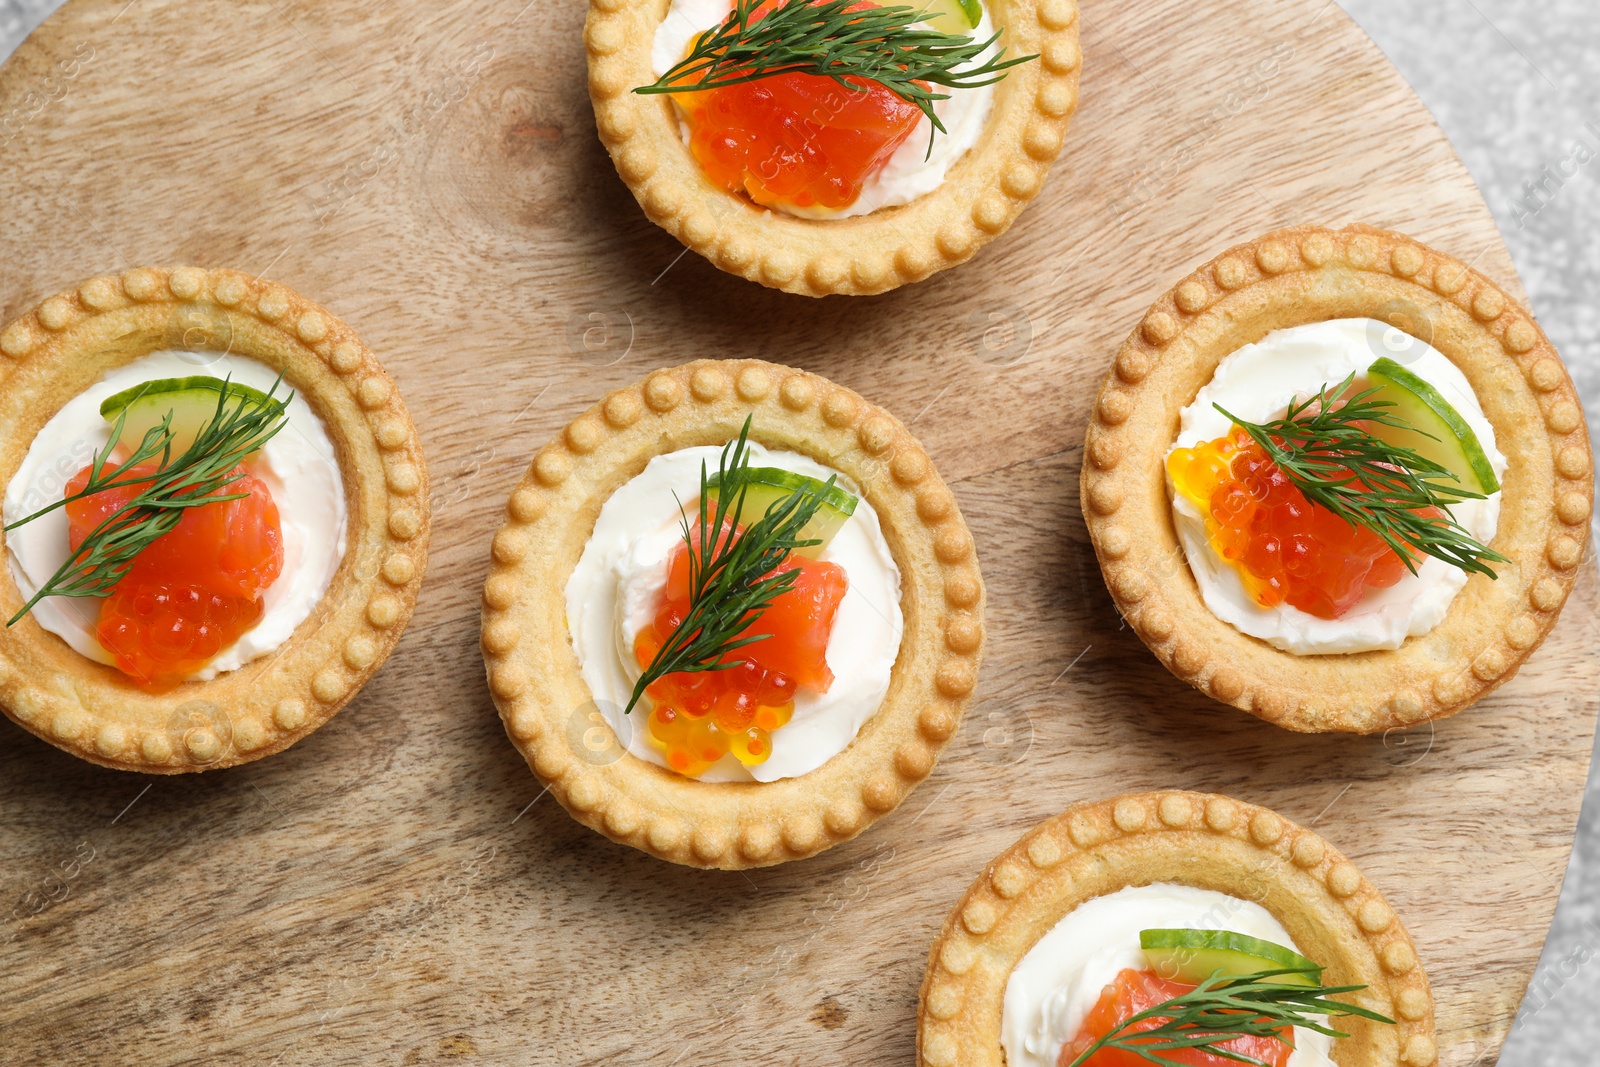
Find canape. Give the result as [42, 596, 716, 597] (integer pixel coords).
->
[0, 268, 428, 770]
[586, 0, 1081, 295]
[1082, 225, 1592, 731]
[919, 791, 1435, 1067]
[481, 359, 984, 867]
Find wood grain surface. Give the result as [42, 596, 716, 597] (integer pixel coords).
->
[0, 1, 1593, 1065]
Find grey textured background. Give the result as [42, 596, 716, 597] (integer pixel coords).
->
[1, 0, 1595, 1062]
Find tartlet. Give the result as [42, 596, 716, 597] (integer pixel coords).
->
[0, 267, 429, 772]
[1081, 224, 1593, 733]
[585, 0, 1082, 297]
[481, 358, 985, 868]
[918, 790, 1436, 1067]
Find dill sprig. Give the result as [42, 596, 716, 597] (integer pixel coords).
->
[5, 378, 291, 626]
[1061, 968, 1394, 1067]
[623, 418, 832, 715]
[1217, 375, 1507, 579]
[635, 0, 1036, 151]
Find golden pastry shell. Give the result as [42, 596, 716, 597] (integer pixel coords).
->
[917, 790, 1437, 1067]
[0, 267, 430, 772]
[584, 0, 1083, 297]
[1081, 224, 1593, 733]
[480, 358, 985, 868]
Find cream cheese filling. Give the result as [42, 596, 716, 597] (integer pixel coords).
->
[650, 0, 998, 219]
[1166, 318, 1506, 655]
[1001, 883, 1336, 1067]
[2, 350, 348, 681]
[566, 443, 903, 782]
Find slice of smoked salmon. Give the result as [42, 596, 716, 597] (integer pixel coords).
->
[65, 459, 284, 687]
[1059, 968, 1294, 1067]
[671, 1, 924, 213]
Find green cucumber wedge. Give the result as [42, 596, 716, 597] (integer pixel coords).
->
[705, 466, 857, 558]
[1140, 928, 1321, 987]
[912, 0, 982, 30]
[100, 377, 276, 456]
[1366, 357, 1500, 496]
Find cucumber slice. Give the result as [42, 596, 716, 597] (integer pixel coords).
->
[910, 0, 981, 30]
[1140, 928, 1321, 988]
[705, 466, 858, 559]
[100, 376, 278, 456]
[1365, 357, 1500, 496]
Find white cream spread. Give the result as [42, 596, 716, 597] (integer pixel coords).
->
[651, 0, 998, 218]
[1001, 883, 1336, 1067]
[3, 350, 348, 680]
[1166, 318, 1506, 655]
[566, 444, 903, 782]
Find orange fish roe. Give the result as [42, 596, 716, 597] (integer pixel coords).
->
[635, 518, 847, 776]
[66, 460, 283, 688]
[1059, 968, 1293, 1067]
[670, 2, 924, 214]
[1167, 426, 1414, 620]
[96, 585, 265, 687]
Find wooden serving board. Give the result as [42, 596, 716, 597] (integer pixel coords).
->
[0, 1, 1593, 1064]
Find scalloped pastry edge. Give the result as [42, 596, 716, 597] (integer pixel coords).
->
[1080, 224, 1594, 733]
[0, 267, 430, 772]
[584, 0, 1082, 296]
[481, 359, 985, 868]
[917, 790, 1438, 1067]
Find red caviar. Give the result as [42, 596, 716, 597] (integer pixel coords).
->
[1167, 426, 1416, 619]
[1059, 969, 1293, 1067]
[66, 460, 283, 688]
[635, 517, 847, 776]
[670, 1, 924, 214]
